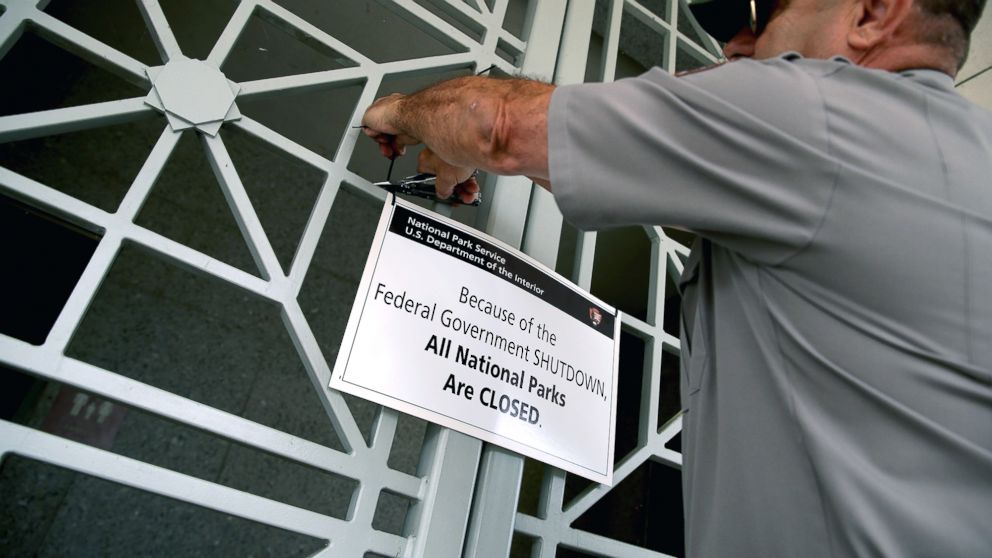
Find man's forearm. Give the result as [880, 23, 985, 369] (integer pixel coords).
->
[369, 76, 554, 180]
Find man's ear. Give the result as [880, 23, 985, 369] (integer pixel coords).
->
[848, 0, 914, 50]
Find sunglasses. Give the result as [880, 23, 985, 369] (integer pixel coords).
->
[748, 0, 776, 36]
[688, 0, 778, 42]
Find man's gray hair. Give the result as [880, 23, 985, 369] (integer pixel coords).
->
[915, 0, 987, 68]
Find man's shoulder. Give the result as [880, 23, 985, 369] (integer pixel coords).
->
[670, 53, 829, 130]
[668, 52, 845, 98]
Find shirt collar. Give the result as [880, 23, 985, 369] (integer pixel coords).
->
[898, 68, 956, 90]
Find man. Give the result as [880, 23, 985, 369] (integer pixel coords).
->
[362, 0, 991, 555]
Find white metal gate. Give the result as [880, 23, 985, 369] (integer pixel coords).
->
[0, 1, 721, 556]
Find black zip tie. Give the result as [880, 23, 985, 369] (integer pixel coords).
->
[386, 155, 396, 183]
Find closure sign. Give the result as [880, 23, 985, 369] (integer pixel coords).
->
[331, 195, 619, 484]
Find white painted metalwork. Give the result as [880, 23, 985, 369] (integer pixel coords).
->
[0, 0, 562, 555]
[144, 57, 242, 136]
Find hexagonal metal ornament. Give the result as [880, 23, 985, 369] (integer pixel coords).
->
[144, 57, 241, 136]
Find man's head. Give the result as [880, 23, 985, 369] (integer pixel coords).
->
[690, 0, 986, 73]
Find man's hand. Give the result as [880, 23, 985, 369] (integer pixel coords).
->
[360, 76, 552, 197]
[361, 93, 420, 159]
[418, 148, 480, 205]
[362, 93, 479, 204]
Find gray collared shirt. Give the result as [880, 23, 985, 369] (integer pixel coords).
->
[550, 53, 992, 556]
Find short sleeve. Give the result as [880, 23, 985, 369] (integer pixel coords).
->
[549, 55, 839, 264]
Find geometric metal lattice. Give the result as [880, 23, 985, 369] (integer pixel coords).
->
[0, 0, 720, 556]
[0, 0, 548, 556]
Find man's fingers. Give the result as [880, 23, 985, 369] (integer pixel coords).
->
[434, 171, 457, 198]
[436, 167, 478, 198]
[377, 142, 406, 158]
[454, 178, 480, 204]
[417, 147, 478, 202]
[361, 93, 404, 135]
[361, 93, 420, 159]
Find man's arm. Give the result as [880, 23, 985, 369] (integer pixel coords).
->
[361, 76, 555, 193]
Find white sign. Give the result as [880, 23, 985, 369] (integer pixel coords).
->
[331, 195, 620, 484]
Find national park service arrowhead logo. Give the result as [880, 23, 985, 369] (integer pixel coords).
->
[589, 307, 603, 327]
